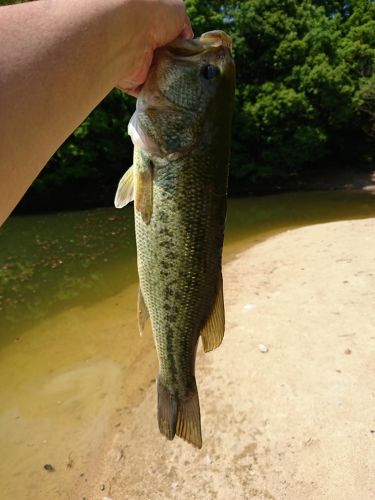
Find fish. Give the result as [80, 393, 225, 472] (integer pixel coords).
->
[115, 31, 235, 448]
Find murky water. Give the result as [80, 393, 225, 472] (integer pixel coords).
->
[1, 191, 375, 499]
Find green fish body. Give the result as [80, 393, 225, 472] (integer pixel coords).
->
[115, 31, 235, 448]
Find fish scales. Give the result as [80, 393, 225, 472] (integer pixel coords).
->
[115, 31, 235, 448]
[136, 151, 225, 391]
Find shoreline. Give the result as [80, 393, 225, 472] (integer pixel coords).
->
[13, 167, 375, 216]
[86, 218, 375, 500]
[231, 166, 375, 197]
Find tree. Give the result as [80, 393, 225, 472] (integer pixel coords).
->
[10, 0, 375, 208]
[359, 75, 375, 137]
[186, 0, 375, 193]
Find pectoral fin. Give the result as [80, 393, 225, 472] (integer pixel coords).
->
[114, 166, 134, 208]
[135, 161, 153, 224]
[200, 273, 225, 353]
[137, 288, 149, 336]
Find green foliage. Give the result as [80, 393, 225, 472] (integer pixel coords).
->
[359, 74, 375, 136]
[0, 0, 25, 4]
[185, 0, 230, 34]
[215, 0, 375, 192]
[14, 0, 375, 208]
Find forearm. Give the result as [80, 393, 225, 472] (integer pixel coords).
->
[0, 0, 189, 225]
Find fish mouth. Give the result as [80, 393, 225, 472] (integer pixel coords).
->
[167, 30, 233, 58]
[130, 31, 234, 156]
[200, 31, 233, 52]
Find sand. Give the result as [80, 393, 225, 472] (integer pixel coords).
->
[88, 218, 375, 500]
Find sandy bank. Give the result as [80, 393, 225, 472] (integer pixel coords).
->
[89, 218, 375, 500]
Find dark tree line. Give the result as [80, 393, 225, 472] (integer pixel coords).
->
[7, 0, 375, 211]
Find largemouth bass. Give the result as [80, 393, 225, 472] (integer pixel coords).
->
[115, 31, 235, 448]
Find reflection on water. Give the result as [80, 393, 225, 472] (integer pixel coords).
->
[1, 191, 375, 498]
[224, 191, 375, 254]
[0, 209, 137, 343]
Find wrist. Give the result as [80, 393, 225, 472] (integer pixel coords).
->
[94, 0, 156, 91]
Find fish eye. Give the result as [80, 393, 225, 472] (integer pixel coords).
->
[201, 64, 220, 80]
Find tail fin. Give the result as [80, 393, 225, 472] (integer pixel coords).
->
[176, 378, 202, 449]
[157, 378, 178, 441]
[157, 378, 202, 449]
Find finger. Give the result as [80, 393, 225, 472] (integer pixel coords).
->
[116, 82, 142, 97]
[179, 14, 194, 40]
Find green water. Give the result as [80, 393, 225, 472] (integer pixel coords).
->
[1, 191, 375, 499]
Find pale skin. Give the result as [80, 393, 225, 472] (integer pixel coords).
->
[0, 0, 193, 226]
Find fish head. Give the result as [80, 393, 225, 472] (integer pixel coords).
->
[129, 31, 235, 157]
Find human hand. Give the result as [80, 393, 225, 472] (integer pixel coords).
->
[0, 0, 193, 225]
[116, 0, 193, 96]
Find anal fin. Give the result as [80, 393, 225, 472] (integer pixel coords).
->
[137, 288, 149, 336]
[200, 272, 225, 353]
